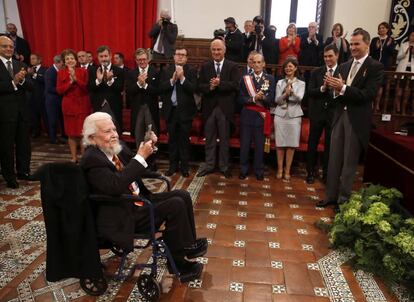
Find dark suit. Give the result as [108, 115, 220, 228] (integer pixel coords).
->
[225, 28, 244, 62]
[88, 65, 125, 132]
[0, 58, 32, 182]
[30, 65, 48, 136]
[44, 65, 65, 143]
[306, 66, 336, 177]
[262, 28, 279, 65]
[126, 66, 160, 145]
[13, 36, 31, 65]
[299, 34, 324, 67]
[80, 144, 197, 254]
[159, 64, 197, 173]
[198, 59, 240, 172]
[239, 73, 275, 176]
[326, 56, 383, 203]
[149, 22, 178, 59]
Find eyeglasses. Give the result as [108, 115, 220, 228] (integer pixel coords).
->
[0, 44, 14, 49]
[174, 53, 187, 57]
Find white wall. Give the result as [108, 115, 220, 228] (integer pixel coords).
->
[1, 0, 23, 36]
[323, 0, 391, 39]
[158, 0, 261, 38]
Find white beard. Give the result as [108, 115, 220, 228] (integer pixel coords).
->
[100, 142, 123, 156]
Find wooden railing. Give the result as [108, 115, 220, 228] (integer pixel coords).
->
[150, 58, 414, 131]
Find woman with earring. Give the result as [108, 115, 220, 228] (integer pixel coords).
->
[273, 57, 305, 180]
[57, 49, 92, 163]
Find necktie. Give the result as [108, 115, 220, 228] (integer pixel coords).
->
[103, 66, 108, 82]
[248, 68, 253, 75]
[156, 30, 164, 53]
[6, 61, 13, 78]
[328, 68, 333, 76]
[216, 62, 221, 76]
[171, 82, 177, 106]
[112, 155, 142, 204]
[349, 61, 359, 79]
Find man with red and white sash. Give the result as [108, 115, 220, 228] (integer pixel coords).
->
[238, 53, 275, 180]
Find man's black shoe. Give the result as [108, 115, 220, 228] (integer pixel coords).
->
[6, 180, 19, 189]
[168, 259, 203, 282]
[165, 169, 176, 177]
[222, 170, 232, 179]
[316, 200, 337, 207]
[196, 169, 214, 177]
[256, 174, 264, 181]
[306, 172, 315, 184]
[184, 238, 208, 259]
[182, 171, 190, 178]
[17, 173, 31, 180]
[239, 173, 247, 180]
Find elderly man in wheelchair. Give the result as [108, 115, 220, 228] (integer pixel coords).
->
[81, 112, 207, 281]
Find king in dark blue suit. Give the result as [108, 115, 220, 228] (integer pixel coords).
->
[238, 53, 275, 180]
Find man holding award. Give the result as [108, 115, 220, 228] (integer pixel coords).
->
[238, 53, 275, 180]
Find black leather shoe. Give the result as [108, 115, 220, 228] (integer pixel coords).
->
[17, 173, 31, 180]
[6, 180, 19, 189]
[196, 169, 214, 177]
[306, 172, 315, 184]
[182, 171, 190, 178]
[256, 174, 264, 181]
[168, 259, 203, 282]
[239, 173, 247, 180]
[184, 238, 208, 259]
[165, 169, 176, 177]
[316, 200, 337, 207]
[222, 170, 232, 179]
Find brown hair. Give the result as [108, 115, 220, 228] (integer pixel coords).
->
[377, 22, 390, 36]
[281, 56, 300, 77]
[331, 23, 344, 37]
[60, 49, 77, 62]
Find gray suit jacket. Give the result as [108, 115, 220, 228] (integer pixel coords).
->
[273, 78, 305, 118]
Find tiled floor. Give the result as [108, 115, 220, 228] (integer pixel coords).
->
[0, 138, 407, 301]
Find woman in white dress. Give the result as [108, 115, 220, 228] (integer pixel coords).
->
[273, 57, 305, 180]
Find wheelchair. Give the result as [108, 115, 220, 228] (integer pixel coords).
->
[35, 161, 180, 302]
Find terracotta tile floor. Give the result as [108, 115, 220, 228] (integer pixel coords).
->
[0, 138, 405, 301]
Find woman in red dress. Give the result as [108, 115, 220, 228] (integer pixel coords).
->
[57, 49, 92, 162]
[278, 23, 301, 65]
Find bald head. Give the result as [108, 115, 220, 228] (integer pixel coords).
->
[0, 36, 14, 59]
[210, 39, 226, 62]
[160, 9, 171, 20]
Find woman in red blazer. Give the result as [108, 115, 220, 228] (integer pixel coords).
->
[278, 23, 301, 65]
[57, 49, 92, 163]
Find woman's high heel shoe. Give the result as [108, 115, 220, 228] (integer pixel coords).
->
[276, 170, 283, 179]
[284, 170, 291, 180]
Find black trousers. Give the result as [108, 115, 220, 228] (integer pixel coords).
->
[167, 108, 192, 173]
[0, 119, 31, 182]
[133, 189, 196, 255]
[306, 117, 332, 176]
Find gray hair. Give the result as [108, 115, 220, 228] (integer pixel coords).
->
[82, 112, 113, 146]
[53, 55, 62, 63]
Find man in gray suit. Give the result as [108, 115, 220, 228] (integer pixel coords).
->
[317, 29, 384, 210]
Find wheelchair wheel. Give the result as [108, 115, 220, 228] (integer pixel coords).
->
[137, 274, 160, 301]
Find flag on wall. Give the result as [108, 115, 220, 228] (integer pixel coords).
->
[390, 0, 414, 47]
